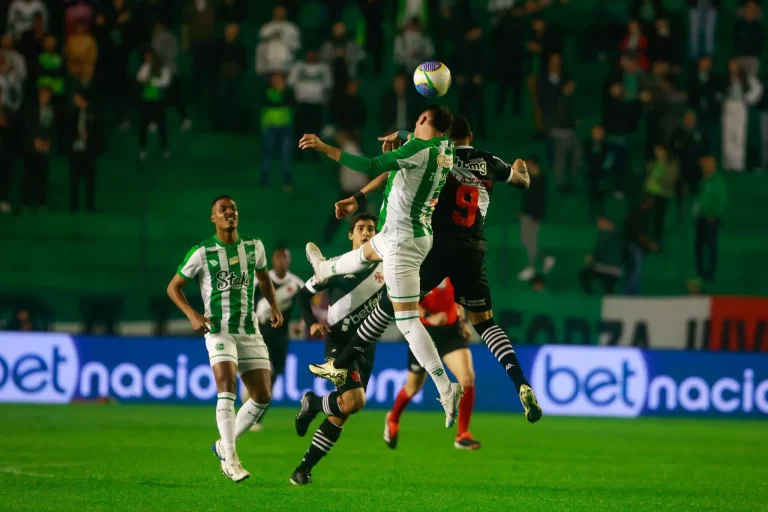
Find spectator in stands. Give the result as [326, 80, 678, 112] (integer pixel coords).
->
[526, 16, 563, 137]
[7, 0, 47, 41]
[330, 80, 366, 141]
[688, 0, 720, 59]
[603, 80, 640, 199]
[135, 0, 172, 45]
[64, 20, 97, 85]
[396, 0, 428, 29]
[68, 90, 103, 213]
[693, 155, 727, 283]
[1, 32, 27, 85]
[36, 34, 64, 115]
[64, 1, 95, 36]
[260, 72, 294, 191]
[493, 5, 526, 116]
[624, 196, 658, 295]
[688, 56, 725, 152]
[517, 156, 555, 282]
[0, 86, 14, 214]
[642, 71, 687, 158]
[543, 56, 581, 191]
[644, 143, 678, 243]
[722, 58, 763, 172]
[380, 72, 422, 134]
[183, 0, 219, 105]
[255, 5, 301, 79]
[631, 0, 664, 33]
[219, 0, 246, 24]
[322, 130, 369, 242]
[620, 20, 649, 70]
[94, 0, 134, 129]
[455, 25, 487, 137]
[578, 217, 623, 295]
[21, 86, 54, 212]
[360, 0, 385, 75]
[648, 18, 681, 72]
[670, 111, 708, 212]
[289, 49, 332, 160]
[153, 21, 191, 132]
[214, 23, 247, 133]
[19, 13, 44, 80]
[136, 48, 170, 160]
[584, 0, 631, 62]
[733, 0, 764, 78]
[758, 69, 768, 172]
[320, 21, 365, 92]
[584, 124, 609, 218]
[0, 57, 23, 113]
[394, 18, 434, 74]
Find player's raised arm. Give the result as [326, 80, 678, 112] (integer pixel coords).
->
[255, 268, 284, 328]
[335, 172, 389, 219]
[299, 133, 427, 177]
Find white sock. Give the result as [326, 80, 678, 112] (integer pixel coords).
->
[235, 399, 269, 439]
[216, 392, 237, 461]
[394, 311, 451, 398]
[319, 246, 372, 278]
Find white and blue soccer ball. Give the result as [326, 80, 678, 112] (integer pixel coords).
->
[413, 61, 452, 97]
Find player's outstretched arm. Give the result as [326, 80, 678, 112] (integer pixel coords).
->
[255, 269, 284, 328]
[298, 134, 342, 162]
[334, 172, 390, 219]
[167, 273, 209, 332]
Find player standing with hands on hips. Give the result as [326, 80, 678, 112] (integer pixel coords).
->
[167, 195, 283, 483]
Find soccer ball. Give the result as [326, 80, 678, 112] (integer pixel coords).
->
[413, 61, 452, 97]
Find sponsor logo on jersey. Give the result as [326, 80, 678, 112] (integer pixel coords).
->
[210, 260, 219, 267]
[344, 274, 355, 279]
[456, 157, 488, 175]
[215, 271, 252, 291]
[346, 295, 382, 328]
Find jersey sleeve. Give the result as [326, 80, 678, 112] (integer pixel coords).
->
[177, 245, 202, 280]
[339, 138, 428, 177]
[253, 239, 268, 271]
[488, 155, 515, 183]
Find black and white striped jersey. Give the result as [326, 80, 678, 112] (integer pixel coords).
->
[430, 145, 516, 252]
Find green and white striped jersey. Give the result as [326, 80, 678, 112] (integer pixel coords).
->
[371, 135, 455, 237]
[177, 235, 267, 335]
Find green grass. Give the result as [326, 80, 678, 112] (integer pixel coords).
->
[1, 405, 766, 511]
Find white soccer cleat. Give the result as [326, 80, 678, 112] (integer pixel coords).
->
[308, 359, 347, 387]
[221, 459, 250, 483]
[305, 242, 329, 284]
[212, 439, 225, 461]
[438, 383, 464, 428]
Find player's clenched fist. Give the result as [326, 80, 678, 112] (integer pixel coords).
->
[298, 134, 327, 153]
[512, 158, 530, 190]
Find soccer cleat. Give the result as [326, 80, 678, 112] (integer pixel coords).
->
[454, 432, 482, 450]
[290, 470, 312, 486]
[221, 459, 250, 483]
[308, 359, 347, 387]
[520, 384, 543, 424]
[438, 383, 464, 428]
[383, 412, 399, 450]
[305, 242, 329, 285]
[295, 391, 318, 437]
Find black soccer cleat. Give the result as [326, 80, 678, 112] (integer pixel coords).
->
[295, 391, 318, 437]
[290, 470, 312, 486]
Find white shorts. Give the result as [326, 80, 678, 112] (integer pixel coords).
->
[369, 231, 432, 303]
[205, 333, 271, 373]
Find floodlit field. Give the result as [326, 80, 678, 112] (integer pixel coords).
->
[1, 405, 766, 511]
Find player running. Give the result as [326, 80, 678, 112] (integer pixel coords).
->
[166, 195, 284, 483]
[385, 278, 482, 450]
[314, 115, 543, 423]
[298, 105, 464, 428]
[289, 213, 384, 485]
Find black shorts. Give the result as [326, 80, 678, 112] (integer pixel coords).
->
[407, 324, 467, 375]
[264, 334, 289, 377]
[325, 335, 377, 394]
[420, 245, 492, 312]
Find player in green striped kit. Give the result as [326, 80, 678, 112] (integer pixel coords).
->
[167, 195, 283, 484]
[298, 105, 464, 429]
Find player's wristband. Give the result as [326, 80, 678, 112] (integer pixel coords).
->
[396, 130, 410, 142]
[353, 191, 365, 203]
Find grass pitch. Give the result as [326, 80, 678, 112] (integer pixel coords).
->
[0, 405, 766, 512]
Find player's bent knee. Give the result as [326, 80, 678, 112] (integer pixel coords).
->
[340, 389, 366, 414]
[250, 387, 271, 404]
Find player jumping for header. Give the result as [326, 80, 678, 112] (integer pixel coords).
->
[298, 105, 464, 428]
[167, 195, 283, 483]
[314, 115, 543, 424]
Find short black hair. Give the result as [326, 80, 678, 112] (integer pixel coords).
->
[423, 105, 453, 133]
[447, 115, 471, 141]
[349, 213, 378, 234]
[211, 195, 233, 209]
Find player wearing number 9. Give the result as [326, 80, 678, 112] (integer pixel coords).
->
[333, 116, 542, 424]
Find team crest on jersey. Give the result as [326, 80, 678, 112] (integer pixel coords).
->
[374, 272, 384, 283]
[247, 251, 256, 264]
[229, 256, 239, 265]
[215, 343, 224, 351]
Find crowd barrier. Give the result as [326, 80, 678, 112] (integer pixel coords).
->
[1, 332, 767, 418]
